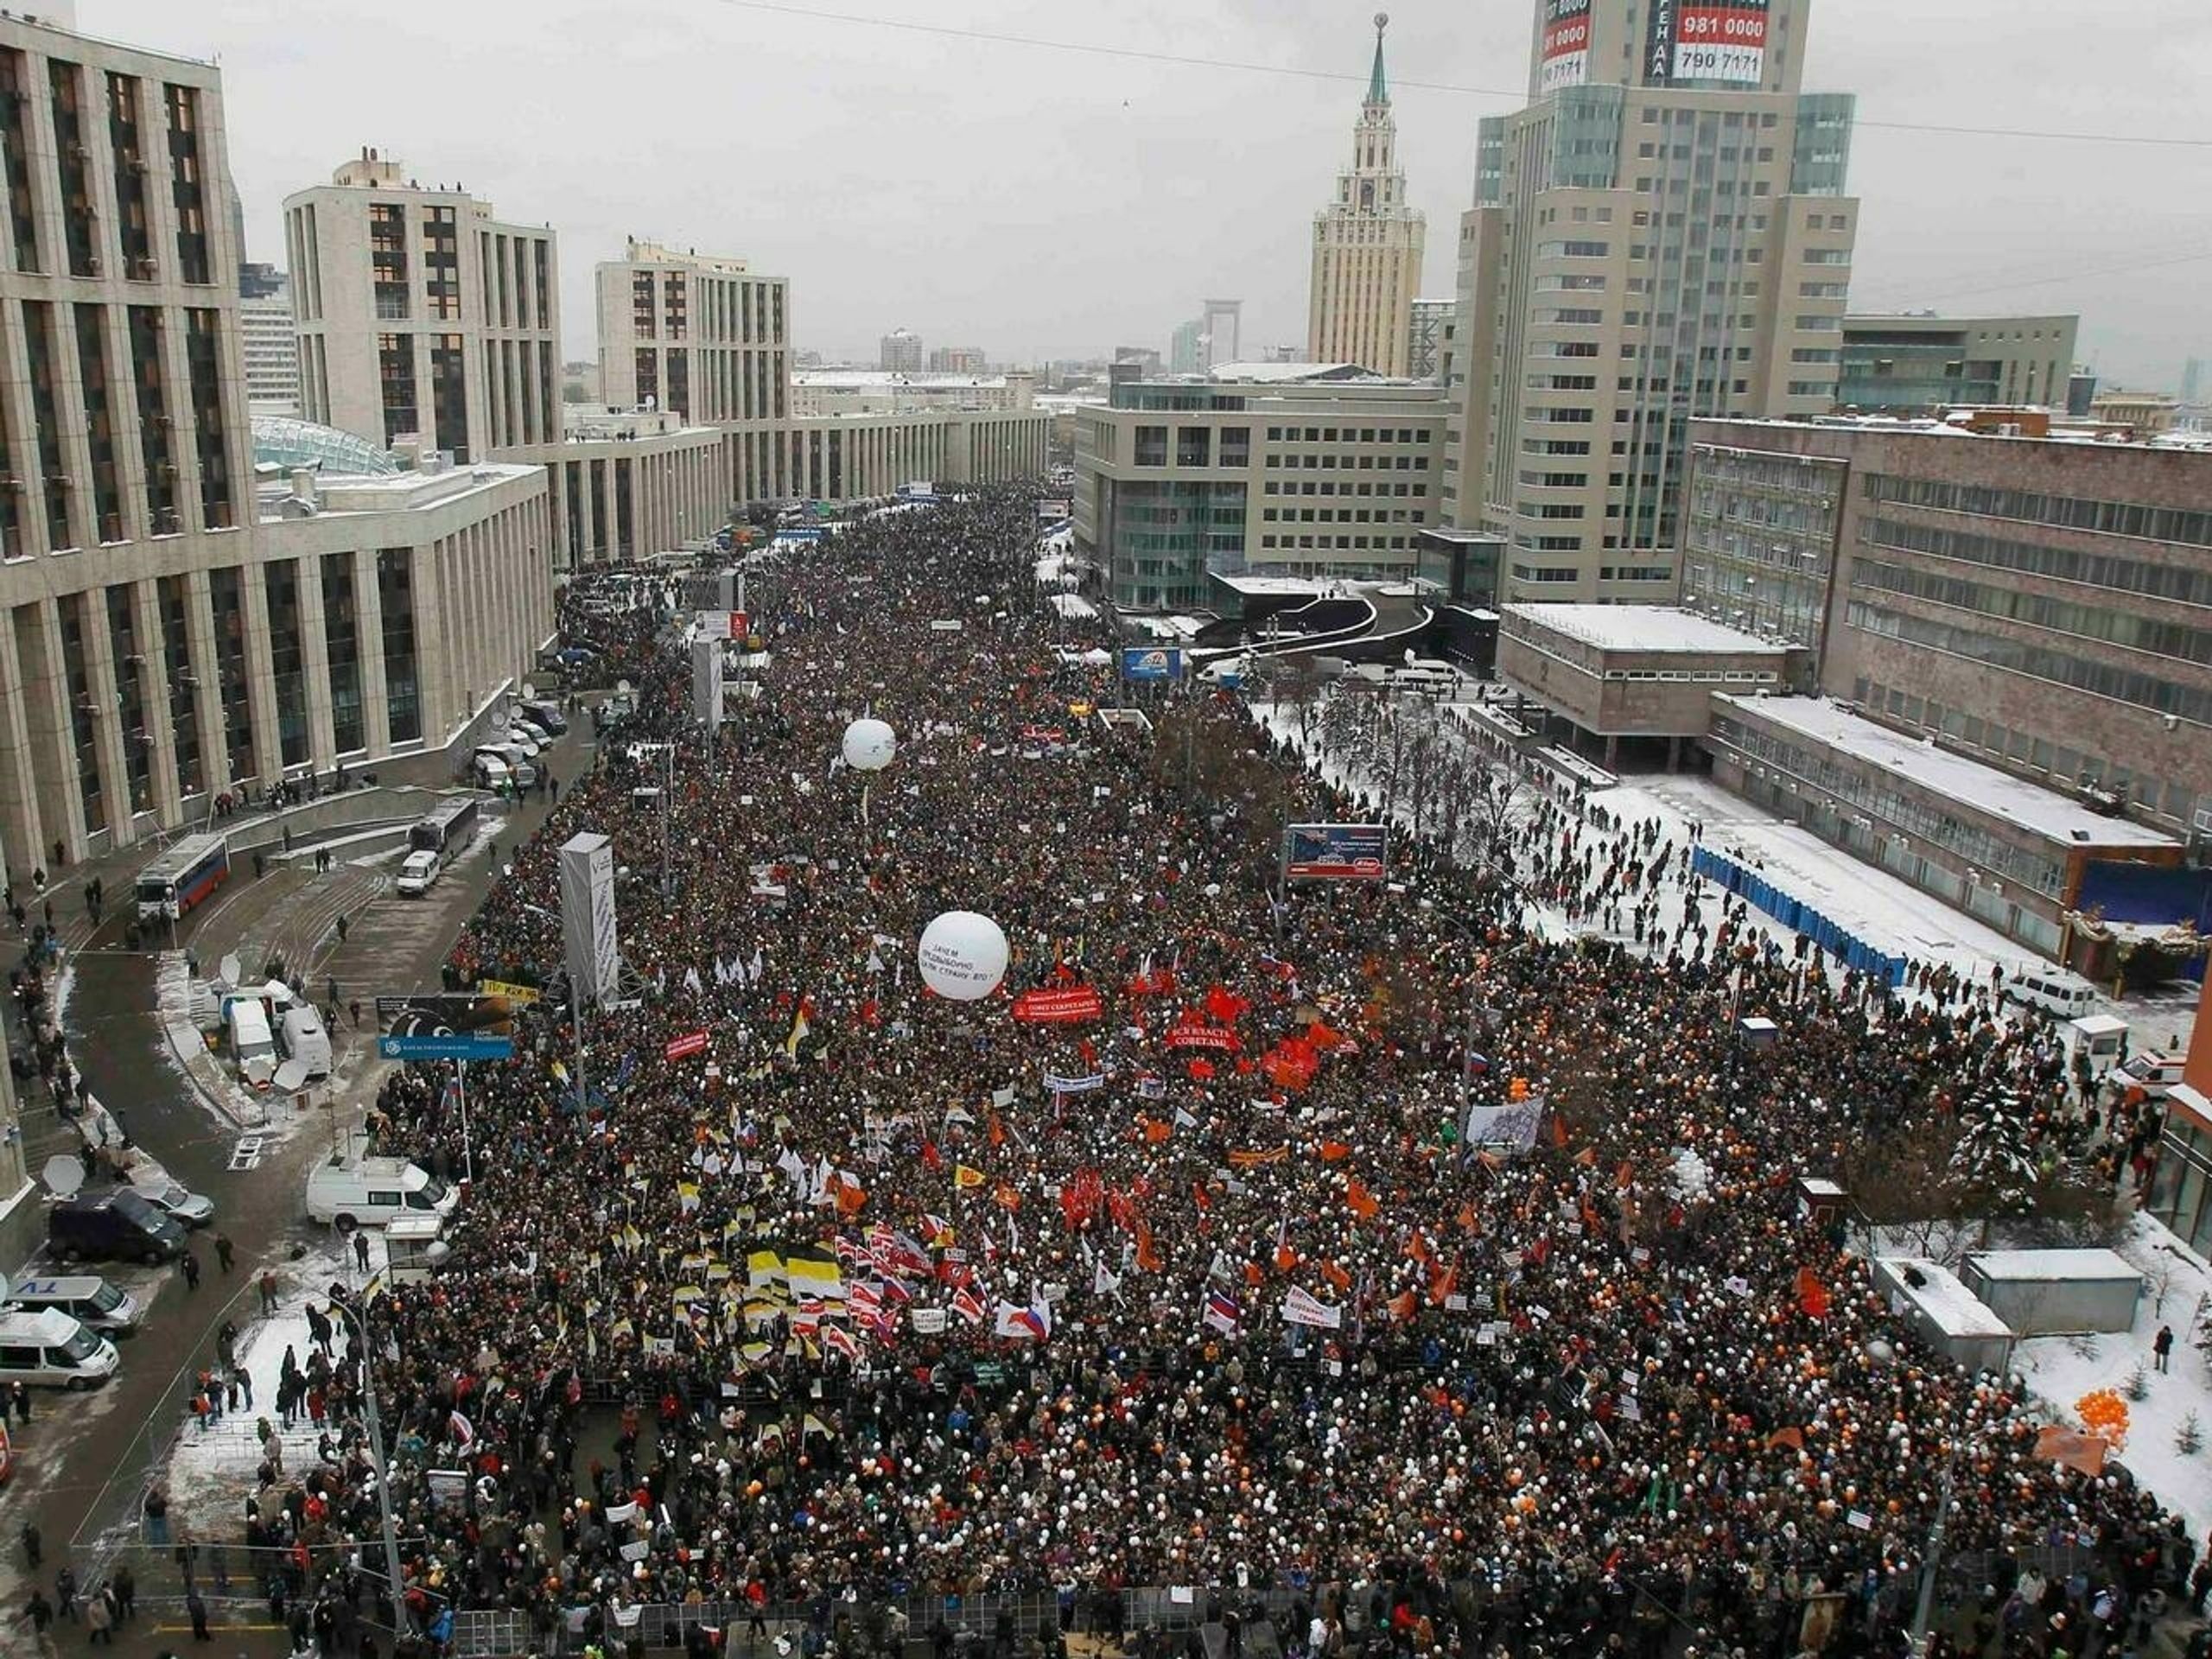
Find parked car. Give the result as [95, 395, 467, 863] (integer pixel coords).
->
[2116, 1052, 2185, 1102]
[131, 1179, 215, 1228]
[48, 1192, 185, 1264]
[0, 1307, 118, 1389]
[4, 1274, 142, 1334]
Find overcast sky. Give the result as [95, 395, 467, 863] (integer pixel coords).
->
[95, 0, 2212, 384]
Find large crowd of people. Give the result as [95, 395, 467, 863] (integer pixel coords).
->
[210, 486, 2205, 1659]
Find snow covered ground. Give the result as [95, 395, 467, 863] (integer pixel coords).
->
[162, 1232, 385, 1530]
[2012, 1215, 2212, 1544]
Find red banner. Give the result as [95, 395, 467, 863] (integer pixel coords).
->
[665, 1031, 709, 1061]
[1012, 986, 1104, 1025]
[1165, 1013, 1241, 1052]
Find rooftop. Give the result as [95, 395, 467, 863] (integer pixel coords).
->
[1714, 696, 2179, 850]
[1965, 1249, 2141, 1284]
[1506, 604, 1788, 656]
[1878, 1258, 2013, 1339]
[795, 371, 1020, 391]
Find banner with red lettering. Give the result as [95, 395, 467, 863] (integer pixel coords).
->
[1012, 986, 1104, 1025]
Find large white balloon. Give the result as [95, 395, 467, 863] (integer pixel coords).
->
[842, 717, 897, 772]
[917, 911, 1008, 1001]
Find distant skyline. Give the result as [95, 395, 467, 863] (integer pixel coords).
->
[95, 0, 2212, 385]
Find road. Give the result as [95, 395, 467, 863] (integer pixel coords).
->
[0, 723, 592, 1653]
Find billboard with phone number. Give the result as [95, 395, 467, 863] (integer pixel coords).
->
[1284, 823, 1389, 882]
[1539, 0, 1592, 92]
[1646, 0, 1769, 86]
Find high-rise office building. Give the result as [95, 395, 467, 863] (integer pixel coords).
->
[1439, 0, 1858, 604]
[0, 16, 553, 887]
[241, 270, 302, 415]
[594, 238, 786, 427]
[1169, 318, 1205, 376]
[285, 151, 560, 461]
[1307, 16, 1423, 375]
[1201, 300, 1242, 369]
[880, 328, 923, 372]
[927, 346, 988, 374]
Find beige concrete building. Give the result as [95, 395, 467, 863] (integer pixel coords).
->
[1074, 364, 1446, 609]
[790, 369, 1035, 418]
[594, 238, 786, 428]
[0, 16, 552, 884]
[1839, 314, 2077, 414]
[1307, 17, 1423, 377]
[784, 407, 1050, 504]
[241, 271, 302, 414]
[1439, 0, 1858, 605]
[285, 151, 559, 461]
[501, 405, 727, 570]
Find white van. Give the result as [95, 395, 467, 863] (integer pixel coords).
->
[280, 1004, 333, 1080]
[471, 753, 512, 791]
[304, 1156, 457, 1230]
[0, 1307, 120, 1389]
[395, 849, 441, 896]
[226, 998, 277, 1089]
[475, 744, 536, 786]
[5, 1274, 141, 1333]
[2005, 968, 2097, 1020]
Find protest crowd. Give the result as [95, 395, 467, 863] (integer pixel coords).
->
[215, 485, 2207, 1659]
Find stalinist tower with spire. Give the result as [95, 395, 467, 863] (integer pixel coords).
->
[1306, 13, 1425, 375]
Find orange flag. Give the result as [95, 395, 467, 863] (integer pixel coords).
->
[1274, 1241, 1299, 1274]
[1550, 1114, 1570, 1148]
[1405, 1229, 1433, 1265]
[993, 1182, 1024, 1212]
[834, 1179, 868, 1218]
[1796, 1265, 1830, 1319]
[1141, 1118, 1173, 1145]
[1242, 1262, 1265, 1288]
[1317, 1141, 1352, 1162]
[1616, 1160, 1636, 1190]
[2034, 1426, 2107, 1477]
[1455, 1200, 1478, 1234]
[1345, 1179, 1380, 1220]
[1229, 1144, 1291, 1168]
[1386, 1289, 1418, 1323]
[1766, 1427, 1805, 1452]
[1574, 1146, 1598, 1166]
[1427, 1260, 1458, 1307]
[1319, 1258, 1353, 1291]
[1135, 1224, 1162, 1274]
[988, 1112, 1007, 1148]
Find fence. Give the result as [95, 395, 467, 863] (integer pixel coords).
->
[1691, 845, 1910, 988]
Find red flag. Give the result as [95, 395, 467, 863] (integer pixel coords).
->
[919, 1141, 943, 1173]
[1317, 1141, 1352, 1162]
[1550, 1114, 1570, 1148]
[1427, 1260, 1458, 1307]
[988, 1112, 1007, 1148]
[1319, 1258, 1352, 1292]
[1345, 1179, 1380, 1221]
[1135, 1224, 1162, 1274]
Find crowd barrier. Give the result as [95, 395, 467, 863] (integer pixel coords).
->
[1691, 846, 1910, 988]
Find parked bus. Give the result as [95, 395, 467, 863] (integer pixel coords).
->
[408, 797, 482, 860]
[135, 834, 230, 923]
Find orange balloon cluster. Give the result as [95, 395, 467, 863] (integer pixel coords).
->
[2075, 1389, 2131, 1450]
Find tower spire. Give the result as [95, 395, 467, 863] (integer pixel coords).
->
[1368, 12, 1389, 106]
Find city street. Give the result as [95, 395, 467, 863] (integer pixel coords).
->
[1, 722, 590, 1650]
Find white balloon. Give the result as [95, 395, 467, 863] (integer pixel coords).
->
[917, 910, 1008, 1001]
[842, 717, 897, 772]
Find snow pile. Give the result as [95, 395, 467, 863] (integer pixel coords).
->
[2012, 1214, 2212, 1543]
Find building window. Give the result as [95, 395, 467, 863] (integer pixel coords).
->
[163, 83, 211, 283]
[0, 49, 40, 271]
[128, 307, 177, 534]
[1134, 426, 1167, 467]
[371, 202, 409, 319]
[422, 204, 460, 321]
[321, 555, 364, 754]
[105, 73, 154, 278]
[57, 594, 104, 832]
[208, 565, 255, 785]
[429, 334, 468, 463]
[73, 304, 123, 542]
[21, 301, 71, 548]
[264, 559, 308, 768]
[104, 585, 152, 814]
[156, 573, 201, 797]
[47, 60, 97, 277]
[184, 309, 232, 528]
[378, 333, 417, 447]
[377, 549, 420, 745]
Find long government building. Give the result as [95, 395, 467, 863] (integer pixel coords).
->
[0, 9, 1046, 875]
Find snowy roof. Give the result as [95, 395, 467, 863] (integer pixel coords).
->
[1505, 604, 1787, 656]
[1878, 1258, 2013, 1338]
[1966, 1249, 2141, 1285]
[1217, 575, 1324, 595]
[1047, 592, 1098, 620]
[1715, 696, 2179, 851]
[2164, 1083, 2210, 1135]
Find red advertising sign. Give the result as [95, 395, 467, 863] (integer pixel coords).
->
[665, 1030, 709, 1061]
[1539, 0, 1591, 92]
[1647, 0, 1769, 86]
[1011, 986, 1104, 1026]
[730, 610, 749, 639]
